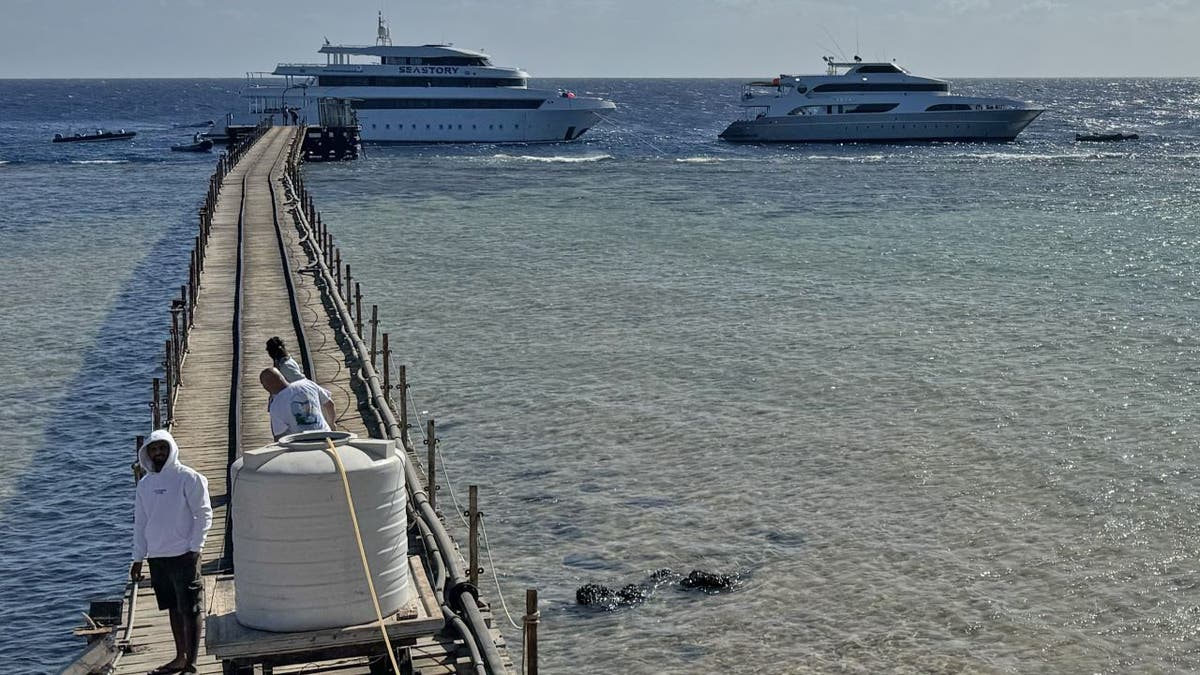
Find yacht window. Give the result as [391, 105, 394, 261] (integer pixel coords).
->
[855, 64, 904, 74]
[352, 99, 543, 110]
[811, 82, 949, 93]
[318, 76, 527, 87]
[796, 86, 807, 94]
[422, 56, 490, 66]
[844, 103, 899, 113]
[925, 103, 973, 111]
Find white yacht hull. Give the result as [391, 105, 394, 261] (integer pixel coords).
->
[720, 109, 1044, 143]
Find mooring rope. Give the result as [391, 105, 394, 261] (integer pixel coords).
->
[595, 111, 670, 156]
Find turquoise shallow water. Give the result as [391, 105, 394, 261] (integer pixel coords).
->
[2, 78, 1200, 673]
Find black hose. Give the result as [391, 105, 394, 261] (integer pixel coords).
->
[268, 179, 315, 379]
[224, 175, 248, 570]
[282, 171, 507, 674]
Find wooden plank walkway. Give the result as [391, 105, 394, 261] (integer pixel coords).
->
[115, 127, 296, 675]
[111, 126, 507, 675]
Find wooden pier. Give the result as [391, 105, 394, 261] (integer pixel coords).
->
[69, 126, 520, 675]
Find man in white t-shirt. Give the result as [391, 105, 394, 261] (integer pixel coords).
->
[259, 368, 337, 440]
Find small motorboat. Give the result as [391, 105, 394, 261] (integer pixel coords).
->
[171, 134, 215, 152]
[52, 129, 137, 143]
[1076, 132, 1139, 142]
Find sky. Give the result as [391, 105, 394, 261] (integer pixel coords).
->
[2, 0, 1198, 78]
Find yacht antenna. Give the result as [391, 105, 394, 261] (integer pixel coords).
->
[819, 26, 847, 60]
[376, 10, 392, 46]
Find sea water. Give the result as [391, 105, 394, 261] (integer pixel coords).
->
[2, 78, 1199, 673]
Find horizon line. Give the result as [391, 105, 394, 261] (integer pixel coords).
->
[3, 74, 1199, 80]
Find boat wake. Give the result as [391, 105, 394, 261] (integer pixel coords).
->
[491, 153, 613, 164]
[947, 151, 1125, 162]
[675, 156, 725, 164]
[70, 159, 130, 165]
[804, 154, 887, 163]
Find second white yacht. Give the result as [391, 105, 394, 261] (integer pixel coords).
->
[235, 14, 615, 143]
[720, 58, 1043, 143]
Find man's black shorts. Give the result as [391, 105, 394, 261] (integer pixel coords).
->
[148, 552, 203, 614]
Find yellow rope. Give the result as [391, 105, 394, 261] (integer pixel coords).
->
[322, 438, 402, 674]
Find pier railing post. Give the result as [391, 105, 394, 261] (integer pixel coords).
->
[382, 333, 391, 394]
[399, 364, 409, 433]
[335, 250, 343, 298]
[164, 339, 174, 425]
[370, 305, 379, 369]
[345, 264, 353, 308]
[170, 302, 184, 385]
[354, 283, 363, 338]
[426, 419, 437, 510]
[133, 435, 145, 484]
[469, 485, 479, 587]
[151, 378, 161, 429]
[525, 589, 540, 675]
[179, 288, 190, 352]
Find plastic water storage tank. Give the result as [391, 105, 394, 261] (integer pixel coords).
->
[231, 430, 413, 632]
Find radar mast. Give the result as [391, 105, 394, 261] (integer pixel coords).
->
[376, 11, 392, 46]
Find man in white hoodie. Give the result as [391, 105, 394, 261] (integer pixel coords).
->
[130, 429, 213, 675]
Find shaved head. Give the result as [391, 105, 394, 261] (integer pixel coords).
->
[259, 367, 288, 395]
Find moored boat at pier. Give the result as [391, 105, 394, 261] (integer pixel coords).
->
[226, 13, 615, 143]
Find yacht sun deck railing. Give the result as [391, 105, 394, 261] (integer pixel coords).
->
[245, 72, 289, 85]
[277, 62, 368, 70]
[740, 83, 781, 101]
[740, 105, 771, 121]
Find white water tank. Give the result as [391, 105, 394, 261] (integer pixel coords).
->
[231, 430, 413, 632]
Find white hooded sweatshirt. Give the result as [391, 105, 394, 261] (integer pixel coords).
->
[132, 429, 213, 561]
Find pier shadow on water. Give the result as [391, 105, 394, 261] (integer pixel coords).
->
[0, 214, 193, 672]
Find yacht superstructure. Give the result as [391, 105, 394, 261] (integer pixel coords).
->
[234, 14, 614, 143]
[720, 59, 1043, 143]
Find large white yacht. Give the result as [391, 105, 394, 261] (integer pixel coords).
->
[233, 14, 615, 143]
[720, 58, 1043, 143]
